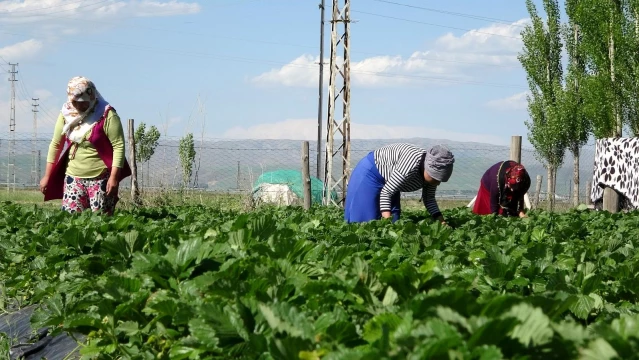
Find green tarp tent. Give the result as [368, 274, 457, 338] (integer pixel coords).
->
[252, 170, 337, 206]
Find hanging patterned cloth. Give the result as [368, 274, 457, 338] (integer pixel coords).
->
[590, 138, 639, 210]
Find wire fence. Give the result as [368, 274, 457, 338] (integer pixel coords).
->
[0, 132, 596, 204]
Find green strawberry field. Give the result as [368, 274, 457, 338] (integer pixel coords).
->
[0, 202, 638, 359]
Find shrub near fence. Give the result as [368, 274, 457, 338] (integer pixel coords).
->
[0, 132, 596, 206]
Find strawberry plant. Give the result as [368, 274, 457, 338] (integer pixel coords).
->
[0, 203, 637, 359]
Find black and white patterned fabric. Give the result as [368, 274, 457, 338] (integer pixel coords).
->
[591, 138, 639, 210]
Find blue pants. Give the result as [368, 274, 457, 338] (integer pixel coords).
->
[344, 152, 401, 223]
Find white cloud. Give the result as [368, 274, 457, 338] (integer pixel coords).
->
[222, 119, 506, 145]
[251, 19, 528, 88]
[435, 19, 528, 54]
[126, 0, 201, 17]
[0, 39, 43, 60]
[485, 92, 529, 111]
[0, 1, 201, 41]
[0, 0, 200, 21]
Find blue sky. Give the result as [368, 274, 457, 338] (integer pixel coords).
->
[0, 0, 544, 146]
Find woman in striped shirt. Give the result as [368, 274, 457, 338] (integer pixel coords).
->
[344, 143, 455, 224]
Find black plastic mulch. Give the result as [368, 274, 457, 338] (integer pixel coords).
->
[0, 305, 85, 360]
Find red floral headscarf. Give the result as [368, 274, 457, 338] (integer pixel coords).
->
[498, 162, 530, 216]
[505, 164, 527, 192]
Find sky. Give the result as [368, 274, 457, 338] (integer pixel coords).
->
[0, 0, 546, 147]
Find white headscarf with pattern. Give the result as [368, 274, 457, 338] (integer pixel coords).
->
[60, 76, 109, 143]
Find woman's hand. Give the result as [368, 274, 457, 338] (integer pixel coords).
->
[519, 211, 527, 218]
[106, 167, 121, 197]
[381, 211, 392, 219]
[435, 214, 453, 228]
[106, 176, 119, 197]
[39, 176, 49, 194]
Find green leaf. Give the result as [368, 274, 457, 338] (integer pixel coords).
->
[362, 313, 402, 344]
[436, 307, 471, 333]
[382, 286, 398, 307]
[169, 345, 200, 360]
[116, 321, 140, 337]
[299, 349, 327, 360]
[551, 321, 587, 343]
[468, 249, 487, 262]
[570, 294, 596, 320]
[579, 338, 618, 360]
[472, 345, 504, 360]
[505, 303, 553, 347]
[64, 313, 102, 330]
[189, 318, 220, 350]
[175, 238, 203, 271]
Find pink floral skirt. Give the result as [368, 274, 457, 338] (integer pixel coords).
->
[61, 172, 117, 215]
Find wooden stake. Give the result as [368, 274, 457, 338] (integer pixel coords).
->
[128, 119, 140, 205]
[534, 175, 542, 208]
[302, 141, 312, 210]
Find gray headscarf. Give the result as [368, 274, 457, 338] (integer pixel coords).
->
[424, 145, 455, 182]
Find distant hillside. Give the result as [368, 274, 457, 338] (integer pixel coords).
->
[0, 136, 596, 200]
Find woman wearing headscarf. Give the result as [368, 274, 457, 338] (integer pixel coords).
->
[344, 143, 455, 224]
[472, 160, 531, 217]
[40, 76, 131, 215]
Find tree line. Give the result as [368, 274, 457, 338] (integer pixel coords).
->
[134, 122, 196, 190]
[519, 0, 639, 210]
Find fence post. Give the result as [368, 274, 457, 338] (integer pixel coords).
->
[585, 181, 593, 205]
[603, 187, 619, 213]
[510, 135, 522, 163]
[534, 175, 542, 208]
[236, 161, 240, 190]
[302, 141, 312, 210]
[128, 119, 140, 205]
[36, 149, 41, 184]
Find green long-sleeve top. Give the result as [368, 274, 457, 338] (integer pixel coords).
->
[46, 110, 125, 178]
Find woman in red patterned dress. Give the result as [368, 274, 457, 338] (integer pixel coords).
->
[472, 160, 531, 218]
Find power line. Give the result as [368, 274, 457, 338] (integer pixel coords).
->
[351, 10, 522, 39]
[3, 65, 58, 130]
[370, 0, 524, 27]
[0, 11, 519, 69]
[13, 70, 57, 126]
[0, 31, 524, 89]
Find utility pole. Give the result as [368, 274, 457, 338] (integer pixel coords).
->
[7, 63, 17, 192]
[316, 0, 326, 179]
[37, 150, 41, 184]
[31, 98, 39, 186]
[323, 0, 351, 207]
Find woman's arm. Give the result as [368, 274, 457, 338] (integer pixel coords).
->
[45, 114, 65, 167]
[40, 114, 65, 193]
[104, 111, 125, 196]
[379, 168, 405, 218]
[517, 195, 527, 217]
[422, 184, 447, 224]
[104, 111, 125, 169]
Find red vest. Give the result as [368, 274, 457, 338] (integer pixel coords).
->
[44, 105, 132, 201]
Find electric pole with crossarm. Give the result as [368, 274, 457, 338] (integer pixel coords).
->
[323, 0, 351, 207]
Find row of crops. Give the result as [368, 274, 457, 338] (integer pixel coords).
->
[0, 202, 637, 359]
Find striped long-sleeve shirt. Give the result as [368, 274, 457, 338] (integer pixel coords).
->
[373, 143, 442, 218]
